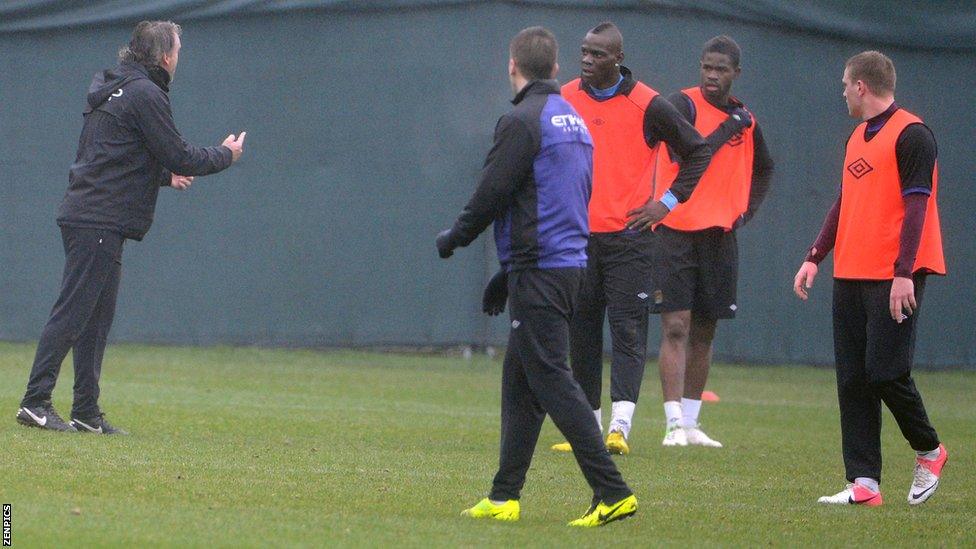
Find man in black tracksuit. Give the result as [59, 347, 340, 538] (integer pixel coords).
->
[438, 27, 636, 527]
[16, 21, 245, 434]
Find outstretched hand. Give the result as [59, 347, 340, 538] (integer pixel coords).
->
[222, 132, 247, 163]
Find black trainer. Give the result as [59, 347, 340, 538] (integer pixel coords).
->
[70, 413, 128, 435]
[16, 402, 77, 432]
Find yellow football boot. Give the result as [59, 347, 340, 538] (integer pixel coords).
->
[460, 498, 520, 522]
[606, 431, 630, 455]
[568, 494, 637, 527]
[551, 441, 573, 452]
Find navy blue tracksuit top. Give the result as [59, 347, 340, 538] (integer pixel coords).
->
[449, 79, 592, 270]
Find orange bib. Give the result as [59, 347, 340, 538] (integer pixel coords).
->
[654, 87, 755, 231]
[562, 79, 659, 233]
[834, 108, 945, 279]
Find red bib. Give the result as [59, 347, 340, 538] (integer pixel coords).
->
[562, 79, 659, 233]
[654, 87, 755, 231]
[834, 108, 945, 279]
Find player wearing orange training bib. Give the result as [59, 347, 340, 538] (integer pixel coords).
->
[793, 51, 947, 508]
[652, 36, 774, 447]
[551, 22, 710, 455]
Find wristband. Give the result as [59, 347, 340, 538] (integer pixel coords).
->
[660, 190, 679, 211]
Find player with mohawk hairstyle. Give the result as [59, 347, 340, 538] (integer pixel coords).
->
[552, 21, 710, 455]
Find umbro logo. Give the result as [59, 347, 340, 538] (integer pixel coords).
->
[637, 292, 648, 300]
[727, 133, 744, 147]
[847, 157, 874, 179]
[511, 320, 521, 329]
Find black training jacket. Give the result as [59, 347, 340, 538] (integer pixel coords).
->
[57, 62, 232, 240]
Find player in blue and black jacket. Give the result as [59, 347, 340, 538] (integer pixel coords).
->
[436, 75, 591, 271]
[437, 26, 636, 528]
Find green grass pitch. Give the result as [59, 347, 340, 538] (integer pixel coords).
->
[1, 342, 974, 546]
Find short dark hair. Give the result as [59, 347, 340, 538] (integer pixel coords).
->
[702, 35, 740, 67]
[118, 20, 182, 66]
[510, 26, 558, 81]
[846, 50, 896, 95]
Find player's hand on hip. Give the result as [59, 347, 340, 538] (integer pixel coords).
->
[793, 261, 818, 300]
[222, 132, 247, 163]
[170, 174, 194, 190]
[625, 201, 669, 231]
[890, 276, 916, 323]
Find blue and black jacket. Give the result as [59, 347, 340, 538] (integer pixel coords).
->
[446, 80, 592, 271]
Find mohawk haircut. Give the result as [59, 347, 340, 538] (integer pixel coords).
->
[588, 21, 623, 51]
[590, 21, 619, 35]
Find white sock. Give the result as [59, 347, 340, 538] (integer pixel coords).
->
[664, 400, 682, 429]
[855, 477, 880, 492]
[916, 447, 941, 461]
[593, 408, 603, 433]
[609, 401, 635, 438]
[680, 398, 702, 428]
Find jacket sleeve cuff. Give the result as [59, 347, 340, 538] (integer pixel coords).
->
[805, 247, 826, 265]
[220, 146, 234, 168]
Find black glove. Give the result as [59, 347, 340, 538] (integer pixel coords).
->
[435, 229, 456, 259]
[482, 269, 508, 316]
[729, 107, 753, 130]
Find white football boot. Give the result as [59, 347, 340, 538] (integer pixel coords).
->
[683, 424, 723, 448]
[817, 482, 883, 507]
[661, 424, 687, 447]
[909, 443, 947, 505]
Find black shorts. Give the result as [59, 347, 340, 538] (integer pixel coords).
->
[581, 230, 657, 315]
[833, 274, 927, 383]
[653, 225, 738, 318]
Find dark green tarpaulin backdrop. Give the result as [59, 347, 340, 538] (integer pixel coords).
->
[0, 1, 973, 366]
